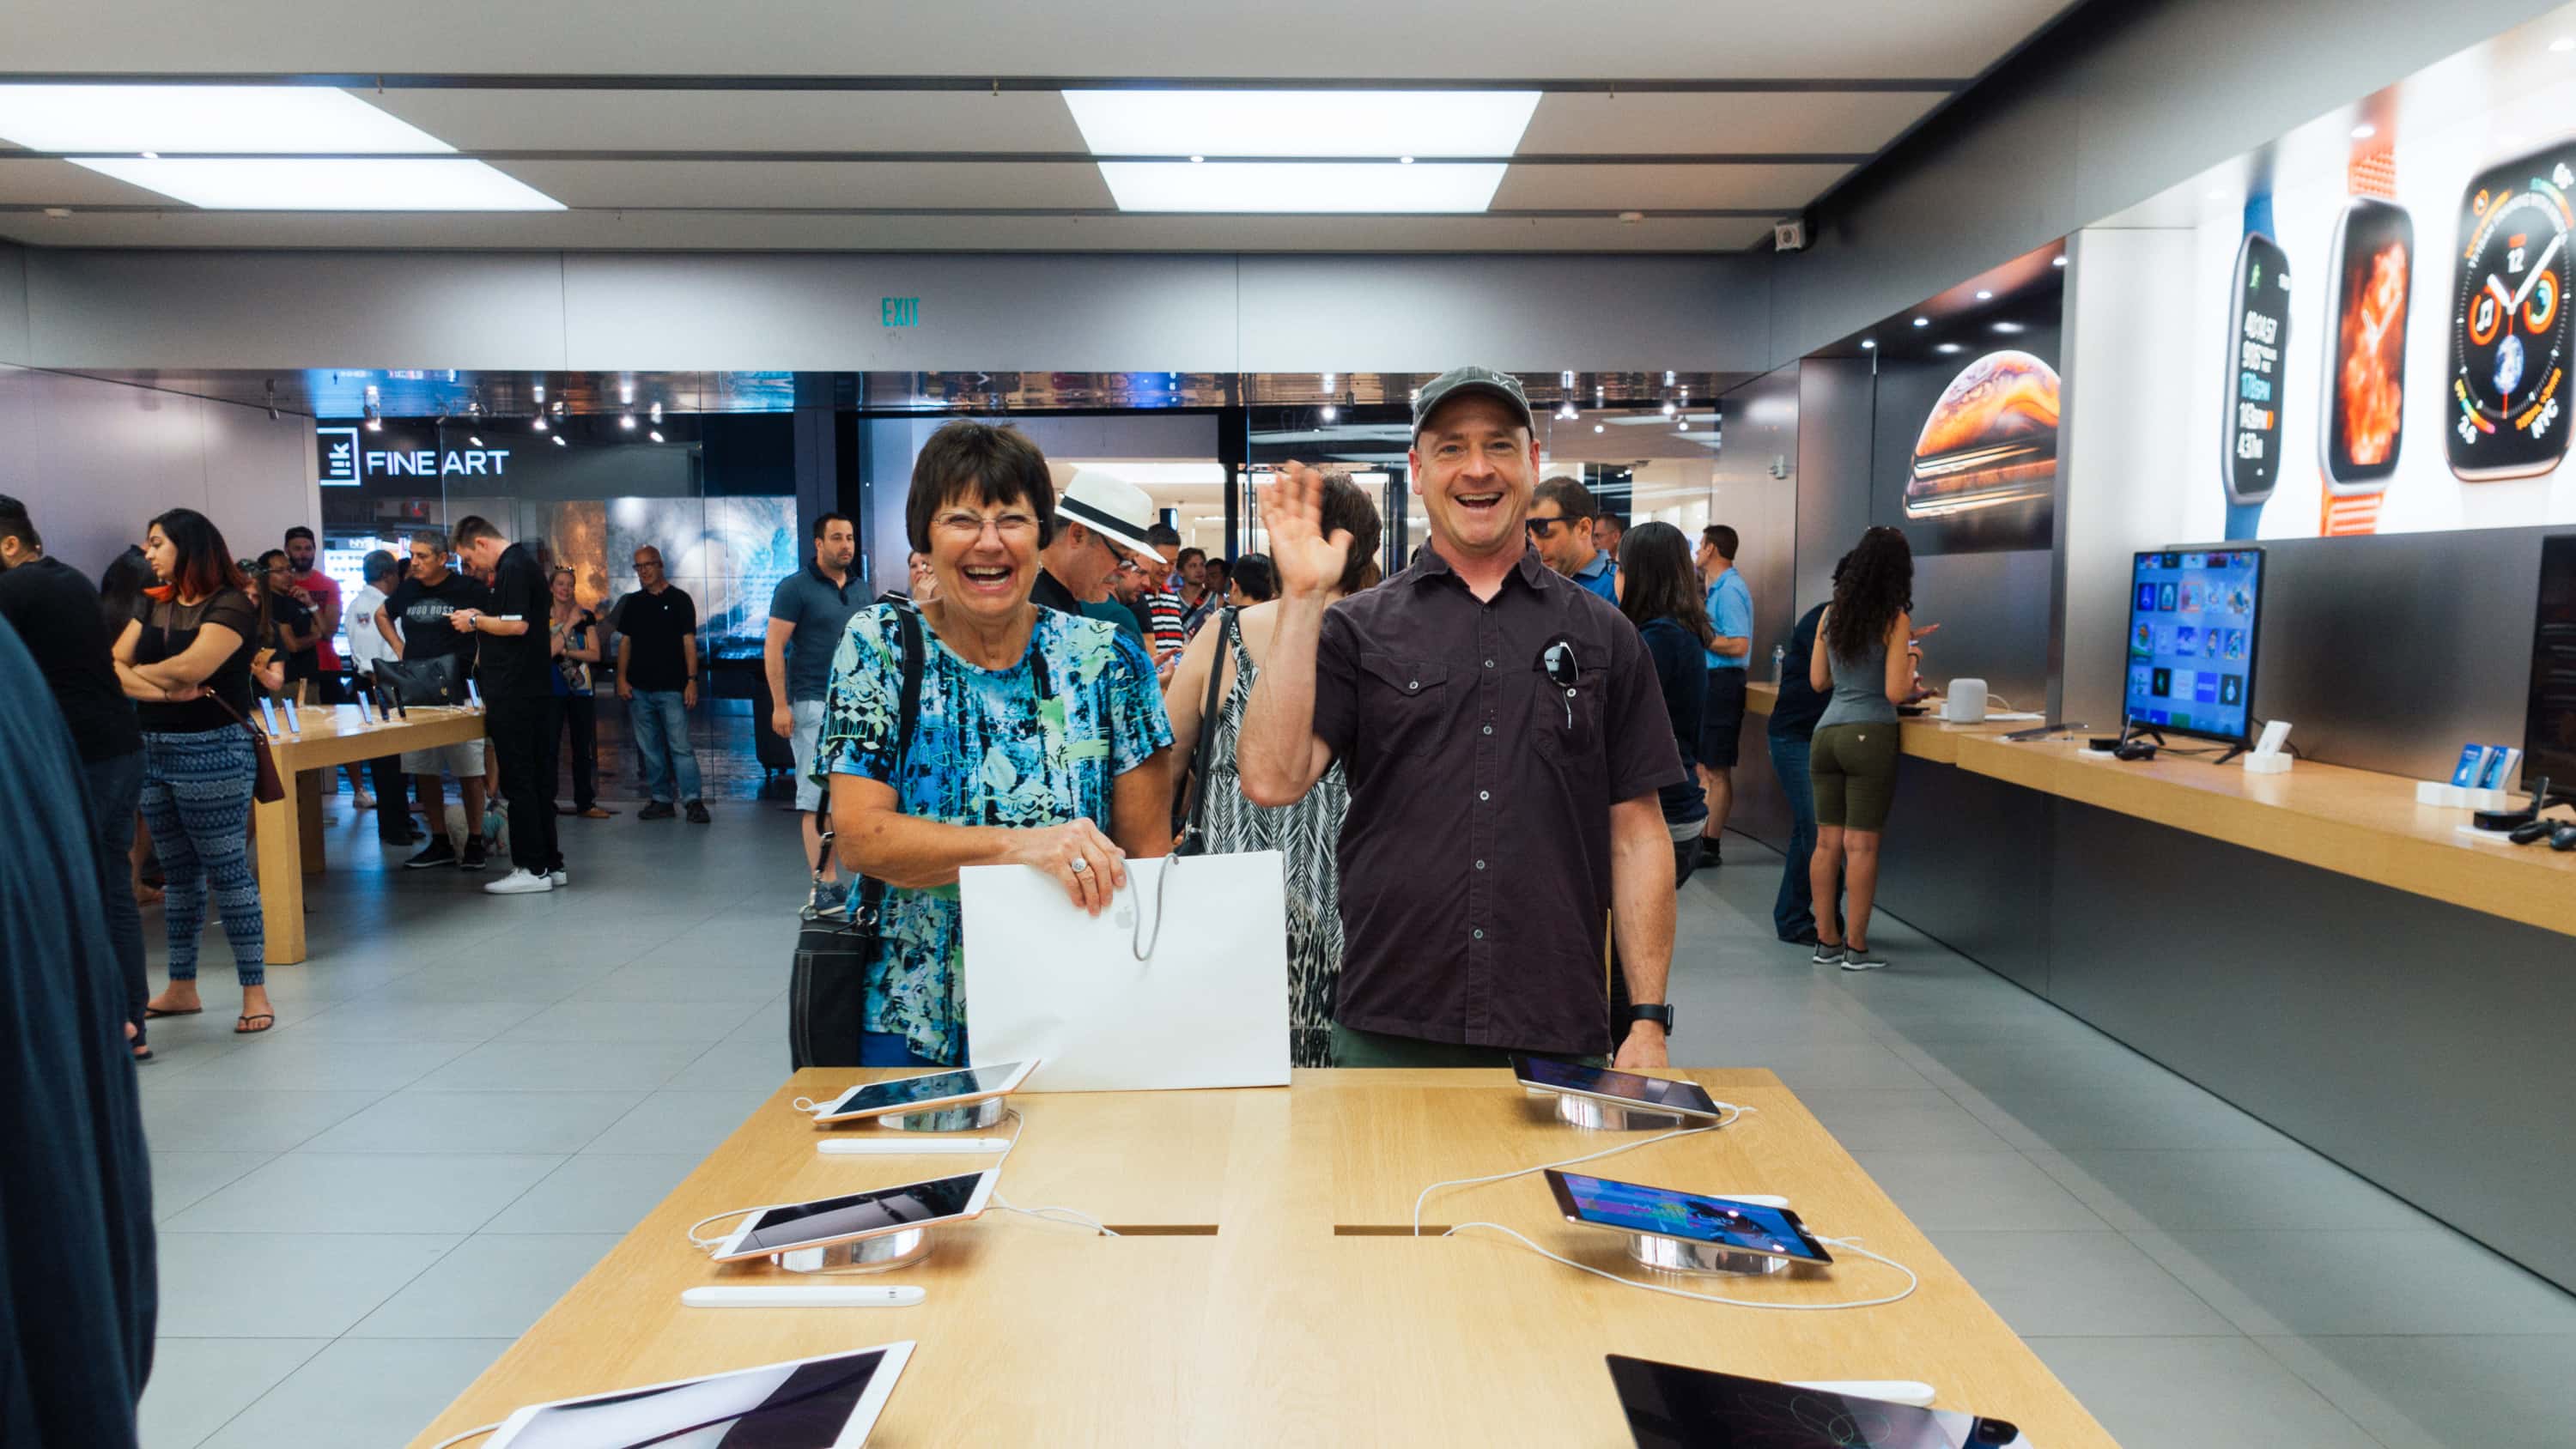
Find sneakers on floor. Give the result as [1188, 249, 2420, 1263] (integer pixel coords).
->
[548, 868, 568, 888]
[459, 836, 489, 871]
[483, 868, 554, 895]
[404, 837, 459, 869]
[638, 801, 677, 821]
[1696, 839, 1723, 869]
[684, 800, 711, 824]
[1810, 940, 1844, 966]
[1839, 943, 1890, 972]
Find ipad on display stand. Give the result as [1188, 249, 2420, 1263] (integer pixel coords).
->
[486, 1343, 914, 1449]
[1605, 1355, 2031, 1449]
[1546, 1169, 1831, 1278]
[807, 1059, 1039, 1131]
[712, 1171, 997, 1275]
[1510, 1054, 1722, 1131]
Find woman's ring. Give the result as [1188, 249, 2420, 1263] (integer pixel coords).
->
[1069, 856, 1091, 873]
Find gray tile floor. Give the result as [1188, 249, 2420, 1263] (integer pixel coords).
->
[129, 805, 2572, 1447]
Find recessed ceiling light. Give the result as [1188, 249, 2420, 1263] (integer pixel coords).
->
[1593, 423, 1605, 433]
[1935, 343, 1964, 354]
[1061, 90, 1540, 158]
[620, 413, 635, 429]
[532, 415, 548, 432]
[649, 430, 664, 443]
[468, 435, 483, 447]
[1860, 340, 1876, 350]
[1189, 154, 1205, 164]
[1094, 161, 1506, 212]
[1400, 155, 1415, 165]
[71, 157, 563, 211]
[1912, 317, 1930, 327]
[2350, 123, 2376, 140]
[2052, 255, 2067, 267]
[0, 84, 452, 154]
[1975, 289, 1993, 300]
[552, 434, 567, 446]
[1992, 321, 2026, 334]
[1320, 403, 1339, 421]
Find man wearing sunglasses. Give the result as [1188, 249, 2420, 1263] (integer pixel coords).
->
[1526, 476, 1619, 603]
[1240, 367, 1685, 1070]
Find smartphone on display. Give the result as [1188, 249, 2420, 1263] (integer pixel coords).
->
[2323, 197, 2414, 488]
[1605, 1355, 2031, 1449]
[710, 1171, 996, 1262]
[2225, 231, 2293, 506]
[2446, 144, 2576, 481]
[807, 1059, 1038, 1124]
[1546, 1170, 1833, 1264]
[1510, 1055, 1723, 1119]
[488, 1343, 913, 1448]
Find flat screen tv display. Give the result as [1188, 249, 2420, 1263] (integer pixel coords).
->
[2525, 533, 2576, 797]
[2123, 547, 2266, 746]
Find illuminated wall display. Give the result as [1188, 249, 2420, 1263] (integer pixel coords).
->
[2447, 146, 2575, 481]
[2227, 233, 2293, 504]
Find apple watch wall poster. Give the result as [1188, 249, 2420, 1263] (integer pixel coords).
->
[2445, 145, 2575, 486]
[2319, 145, 2412, 538]
[2224, 193, 2291, 541]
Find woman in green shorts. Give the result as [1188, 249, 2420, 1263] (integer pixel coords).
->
[1805, 526, 1916, 972]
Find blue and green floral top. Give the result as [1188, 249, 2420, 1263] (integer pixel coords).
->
[815, 603, 1173, 1064]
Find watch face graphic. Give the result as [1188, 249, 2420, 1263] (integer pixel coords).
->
[2324, 197, 2413, 488]
[2227, 232, 2292, 504]
[2448, 145, 2576, 481]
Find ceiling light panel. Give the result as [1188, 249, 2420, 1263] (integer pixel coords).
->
[0, 85, 453, 154]
[71, 157, 564, 210]
[1062, 90, 1540, 158]
[1097, 161, 1504, 213]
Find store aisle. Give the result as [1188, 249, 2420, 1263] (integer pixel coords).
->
[125, 812, 2566, 1448]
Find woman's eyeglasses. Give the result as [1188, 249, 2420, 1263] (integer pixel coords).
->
[933, 511, 1040, 543]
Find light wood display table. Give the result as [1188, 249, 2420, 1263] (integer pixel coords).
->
[256, 704, 486, 964]
[411, 1068, 2119, 1448]
[1747, 683, 2576, 937]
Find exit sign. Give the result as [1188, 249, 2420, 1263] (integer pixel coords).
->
[881, 297, 920, 327]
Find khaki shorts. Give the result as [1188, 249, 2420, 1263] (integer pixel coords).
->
[401, 738, 488, 777]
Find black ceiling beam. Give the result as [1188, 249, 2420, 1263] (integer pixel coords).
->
[0, 72, 1965, 94]
[3, 149, 1876, 166]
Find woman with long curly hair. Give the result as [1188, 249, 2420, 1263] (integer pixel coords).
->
[1806, 526, 1917, 972]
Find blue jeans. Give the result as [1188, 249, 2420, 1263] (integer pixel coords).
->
[627, 690, 702, 804]
[859, 1031, 952, 1068]
[1768, 731, 1822, 941]
[82, 749, 148, 1039]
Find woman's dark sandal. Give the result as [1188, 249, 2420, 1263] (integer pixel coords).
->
[234, 1012, 276, 1035]
[144, 1005, 204, 1019]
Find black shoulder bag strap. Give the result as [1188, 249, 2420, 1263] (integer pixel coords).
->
[1174, 605, 1238, 856]
[814, 604, 927, 932]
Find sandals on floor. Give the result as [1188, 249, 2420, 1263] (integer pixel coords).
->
[143, 1005, 203, 1019]
[234, 1012, 276, 1035]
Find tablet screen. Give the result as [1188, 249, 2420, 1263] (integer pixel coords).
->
[1512, 1056, 1721, 1118]
[1607, 1355, 2029, 1448]
[496, 1344, 909, 1448]
[729, 1173, 986, 1258]
[823, 1062, 1026, 1117]
[1548, 1172, 1831, 1263]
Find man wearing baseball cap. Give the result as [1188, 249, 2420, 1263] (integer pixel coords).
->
[1031, 468, 1162, 620]
[1237, 367, 1684, 1070]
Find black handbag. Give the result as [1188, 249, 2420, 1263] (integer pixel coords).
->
[789, 604, 926, 1070]
[375, 653, 466, 706]
[1170, 606, 1236, 856]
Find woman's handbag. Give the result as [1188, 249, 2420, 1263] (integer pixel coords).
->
[790, 604, 926, 1069]
[204, 694, 286, 805]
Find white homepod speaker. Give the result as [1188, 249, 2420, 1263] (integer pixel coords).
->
[1942, 678, 1989, 723]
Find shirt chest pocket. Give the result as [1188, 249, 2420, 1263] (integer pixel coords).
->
[1530, 645, 1610, 762]
[1358, 653, 1452, 761]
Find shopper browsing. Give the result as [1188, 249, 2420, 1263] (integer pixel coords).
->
[1765, 579, 1836, 947]
[283, 525, 343, 700]
[817, 421, 1175, 1068]
[613, 545, 708, 823]
[765, 513, 865, 900]
[1238, 366, 1684, 1070]
[378, 530, 494, 870]
[1693, 524, 1753, 866]
[1528, 476, 1619, 602]
[1593, 512, 1627, 597]
[343, 549, 418, 842]
[548, 567, 611, 821]
[1030, 469, 1163, 621]
[448, 517, 562, 895]
[1807, 526, 1917, 972]
[1608, 521, 1713, 1033]
[257, 549, 320, 703]
[1163, 472, 1382, 1067]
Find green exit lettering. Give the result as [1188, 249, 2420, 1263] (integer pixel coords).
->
[881, 297, 920, 327]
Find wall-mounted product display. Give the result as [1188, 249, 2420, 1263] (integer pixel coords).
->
[2123, 547, 2265, 744]
[2528, 532, 2576, 791]
[2108, 10, 2576, 541]
[1862, 260, 2066, 555]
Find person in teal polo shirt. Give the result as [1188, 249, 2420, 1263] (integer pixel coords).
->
[1528, 476, 1620, 603]
[1696, 524, 1753, 868]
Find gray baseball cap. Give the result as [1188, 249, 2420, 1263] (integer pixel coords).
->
[1412, 366, 1535, 440]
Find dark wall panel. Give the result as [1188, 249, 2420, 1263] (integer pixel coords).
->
[1874, 758, 2053, 992]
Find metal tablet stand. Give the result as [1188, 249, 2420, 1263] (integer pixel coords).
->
[776, 1228, 934, 1275]
[1529, 1088, 1685, 1132]
[879, 1097, 1006, 1133]
[1624, 1232, 1813, 1279]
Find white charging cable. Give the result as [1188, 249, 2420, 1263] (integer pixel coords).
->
[425, 1425, 500, 1449]
[1439, 1222, 1920, 1311]
[1410, 1100, 1749, 1235]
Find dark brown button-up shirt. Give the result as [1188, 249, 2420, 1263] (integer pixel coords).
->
[1312, 546, 1683, 1055]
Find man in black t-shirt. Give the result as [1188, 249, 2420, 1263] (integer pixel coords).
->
[0, 495, 152, 1058]
[452, 517, 562, 894]
[380, 530, 495, 870]
[611, 545, 706, 822]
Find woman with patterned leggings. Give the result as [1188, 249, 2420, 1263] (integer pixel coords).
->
[111, 508, 274, 1035]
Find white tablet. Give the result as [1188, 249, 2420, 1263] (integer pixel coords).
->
[711, 1171, 997, 1263]
[487, 1343, 913, 1448]
[807, 1059, 1038, 1125]
[1510, 1054, 1723, 1119]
